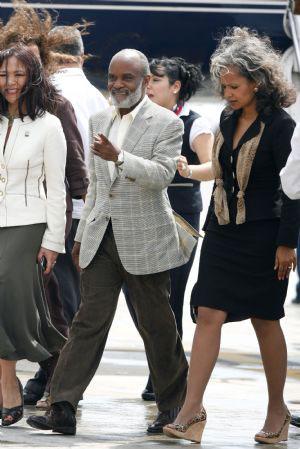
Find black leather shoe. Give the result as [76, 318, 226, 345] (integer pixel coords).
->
[27, 402, 76, 435]
[141, 376, 155, 402]
[147, 406, 181, 434]
[291, 414, 300, 427]
[24, 368, 48, 405]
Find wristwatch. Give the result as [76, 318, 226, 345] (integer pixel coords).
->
[115, 150, 124, 167]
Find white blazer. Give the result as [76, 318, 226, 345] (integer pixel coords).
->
[0, 112, 67, 253]
[280, 124, 300, 200]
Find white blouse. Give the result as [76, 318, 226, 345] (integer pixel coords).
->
[280, 124, 300, 200]
[178, 103, 214, 151]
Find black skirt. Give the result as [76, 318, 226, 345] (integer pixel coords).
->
[191, 218, 288, 322]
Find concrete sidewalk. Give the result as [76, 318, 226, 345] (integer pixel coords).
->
[0, 301, 298, 449]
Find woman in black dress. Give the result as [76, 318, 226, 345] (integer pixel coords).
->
[163, 27, 300, 444]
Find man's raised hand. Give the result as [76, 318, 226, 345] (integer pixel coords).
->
[92, 133, 120, 162]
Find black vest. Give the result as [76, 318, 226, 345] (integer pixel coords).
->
[167, 110, 203, 214]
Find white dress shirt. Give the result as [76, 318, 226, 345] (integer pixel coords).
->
[51, 67, 109, 218]
[280, 123, 300, 199]
[107, 96, 148, 180]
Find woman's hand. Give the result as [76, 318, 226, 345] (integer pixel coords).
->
[274, 246, 297, 280]
[37, 247, 59, 275]
[177, 156, 191, 178]
[72, 242, 81, 272]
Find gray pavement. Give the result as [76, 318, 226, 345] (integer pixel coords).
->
[3, 302, 300, 449]
[3, 259, 300, 448]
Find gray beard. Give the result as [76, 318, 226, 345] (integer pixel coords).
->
[111, 81, 143, 109]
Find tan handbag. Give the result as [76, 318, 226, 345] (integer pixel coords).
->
[172, 210, 203, 263]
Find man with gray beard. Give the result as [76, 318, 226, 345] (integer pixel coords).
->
[27, 49, 188, 436]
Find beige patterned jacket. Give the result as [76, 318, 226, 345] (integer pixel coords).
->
[75, 97, 188, 274]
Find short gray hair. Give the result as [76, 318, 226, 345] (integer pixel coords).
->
[112, 49, 150, 77]
[49, 26, 84, 56]
[210, 27, 296, 111]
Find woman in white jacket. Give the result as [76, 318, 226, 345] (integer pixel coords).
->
[0, 46, 66, 426]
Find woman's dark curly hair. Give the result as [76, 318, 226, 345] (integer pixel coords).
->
[0, 3, 53, 68]
[0, 46, 59, 120]
[149, 56, 204, 102]
[210, 27, 296, 114]
[0, 1, 92, 71]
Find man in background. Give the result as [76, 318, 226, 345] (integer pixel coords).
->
[49, 25, 108, 324]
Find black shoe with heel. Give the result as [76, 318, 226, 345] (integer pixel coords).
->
[2, 378, 24, 426]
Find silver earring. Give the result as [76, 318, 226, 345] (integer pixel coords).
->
[254, 87, 258, 93]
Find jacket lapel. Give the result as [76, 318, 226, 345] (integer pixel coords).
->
[220, 110, 261, 150]
[121, 100, 153, 155]
[96, 112, 114, 186]
[1, 117, 32, 165]
[0, 118, 8, 167]
[110, 100, 153, 185]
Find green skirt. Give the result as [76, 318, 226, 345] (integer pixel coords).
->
[0, 224, 66, 362]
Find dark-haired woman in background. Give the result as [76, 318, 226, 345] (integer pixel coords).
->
[163, 28, 300, 444]
[0, 46, 66, 425]
[139, 57, 214, 409]
[148, 56, 214, 336]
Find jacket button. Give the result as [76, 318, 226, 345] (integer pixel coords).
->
[109, 193, 114, 198]
[1, 177, 5, 182]
[0, 191, 3, 196]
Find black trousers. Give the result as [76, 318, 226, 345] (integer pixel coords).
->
[50, 224, 188, 411]
[54, 219, 81, 325]
[125, 212, 200, 337]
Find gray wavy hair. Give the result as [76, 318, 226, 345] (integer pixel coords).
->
[210, 27, 296, 113]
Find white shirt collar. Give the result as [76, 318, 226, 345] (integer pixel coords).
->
[53, 67, 85, 77]
[178, 102, 190, 117]
[112, 95, 148, 120]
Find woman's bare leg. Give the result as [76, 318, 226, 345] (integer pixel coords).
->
[174, 307, 227, 424]
[0, 360, 21, 409]
[251, 318, 288, 432]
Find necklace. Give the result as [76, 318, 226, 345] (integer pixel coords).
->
[7, 113, 19, 126]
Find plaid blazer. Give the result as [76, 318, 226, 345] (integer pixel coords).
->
[75, 97, 188, 274]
